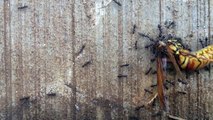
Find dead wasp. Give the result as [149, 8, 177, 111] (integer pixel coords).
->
[140, 23, 213, 109]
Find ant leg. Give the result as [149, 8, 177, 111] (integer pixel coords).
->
[199, 37, 209, 48]
[205, 37, 209, 47]
[138, 32, 155, 42]
[158, 24, 163, 38]
[164, 21, 175, 29]
[199, 39, 205, 48]
[145, 67, 152, 75]
[177, 78, 188, 85]
[145, 43, 154, 49]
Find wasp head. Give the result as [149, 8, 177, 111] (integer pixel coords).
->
[166, 39, 184, 55]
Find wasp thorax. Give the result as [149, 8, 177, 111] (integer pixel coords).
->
[167, 39, 184, 49]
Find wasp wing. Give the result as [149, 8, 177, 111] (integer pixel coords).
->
[166, 45, 185, 80]
[157, 57, 165, 108]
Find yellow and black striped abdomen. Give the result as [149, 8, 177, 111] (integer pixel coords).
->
[178, 45, 213, 70]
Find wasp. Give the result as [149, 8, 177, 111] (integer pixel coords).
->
[139, 24, 213, 109]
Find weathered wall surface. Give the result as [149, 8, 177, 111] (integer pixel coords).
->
[0, 0, 213, 120]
